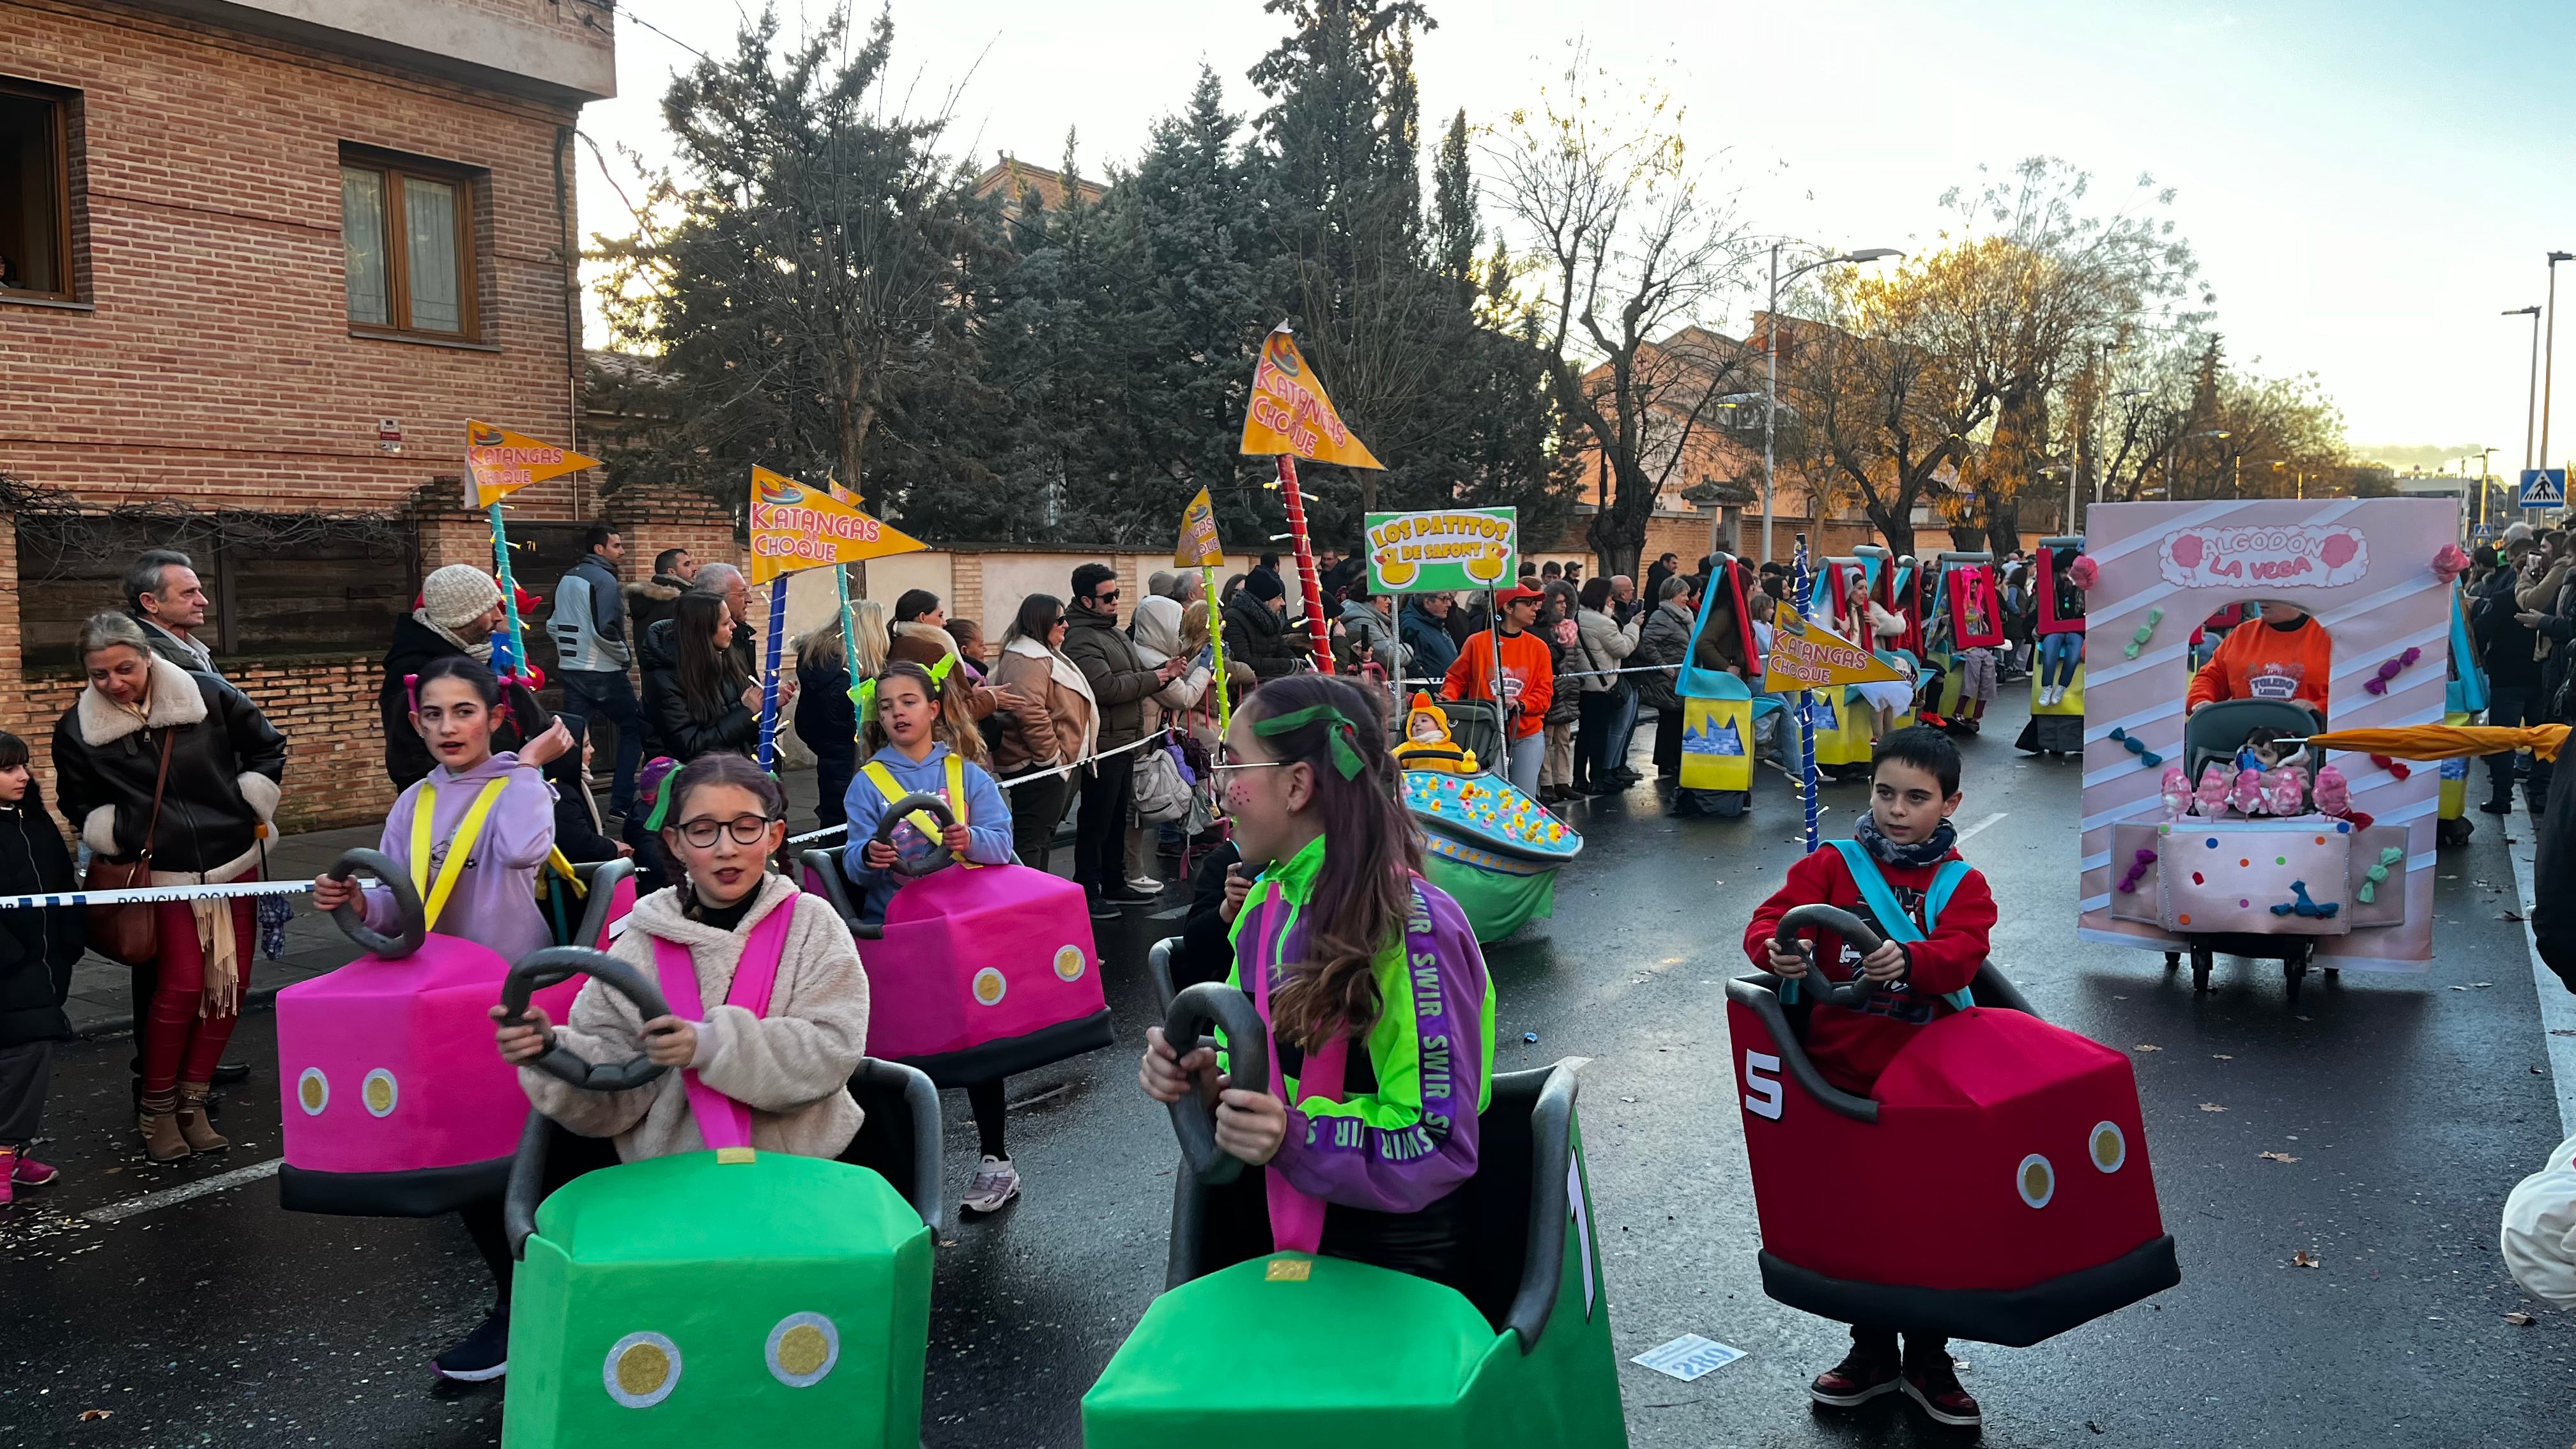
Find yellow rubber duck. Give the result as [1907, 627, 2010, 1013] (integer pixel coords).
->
[1393, 692, 1479, 774]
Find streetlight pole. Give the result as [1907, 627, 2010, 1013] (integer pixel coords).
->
[2509, 305, 2543, 473]
[2545, 252, 2572, 486]
[1761, 242, 1902, 565]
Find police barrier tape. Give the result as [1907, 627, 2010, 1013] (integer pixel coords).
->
[785, 726, 1181, 846]
[0, 877, 320, 912]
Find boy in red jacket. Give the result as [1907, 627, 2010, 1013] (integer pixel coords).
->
[1743, 724, 1997, 1429]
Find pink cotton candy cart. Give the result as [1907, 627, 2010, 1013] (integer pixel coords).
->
[802, 792, 1112, 1087]
[277, 849, 636, 1216]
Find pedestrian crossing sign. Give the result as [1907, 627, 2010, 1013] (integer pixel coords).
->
[2520, 468, 2566, 509]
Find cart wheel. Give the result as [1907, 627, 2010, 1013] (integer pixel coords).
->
[2164, 951, 2181, 974]
[2189, 942, 2214, 992]
[2285, 942, 2312, 1004]
[2325, 966, 2340, 979]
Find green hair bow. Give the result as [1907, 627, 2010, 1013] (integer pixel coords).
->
[1254, 703, 1367, 780]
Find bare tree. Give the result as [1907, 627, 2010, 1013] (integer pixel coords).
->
[1489, 54, 1762, 578]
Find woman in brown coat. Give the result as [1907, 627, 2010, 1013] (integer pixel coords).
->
[990, 594, 1096, 871]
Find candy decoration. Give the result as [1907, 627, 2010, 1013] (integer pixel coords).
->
[2368, 753, 2413, 782]
[2356, 845, 2404, 904]
[2123, 606, 2165, 660]
[2106, 725, 2164, 769]
[2194, 761, 2233, 817]
[2067, 554, 2100, 591]
[2431, 542, 2470, 583]
[2268, 879, 2339, 919]
[2115, 847, 2158, 894]
[2363, 647, 2423, 696]
[2261, 765, 2307, 816]
[2227, 765, 2267, 816]
[2159, 765, 2191, 820]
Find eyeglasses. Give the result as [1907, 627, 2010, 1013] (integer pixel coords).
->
[673, 814, 779, 848]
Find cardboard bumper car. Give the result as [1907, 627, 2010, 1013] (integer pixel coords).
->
[801, 790, 1111, 1086]
[1082, 983, 1627, 1448]
[496, 945, 942, 1448]
[1725, 905, 2179, 1346]
[276, 849, 634, 1216]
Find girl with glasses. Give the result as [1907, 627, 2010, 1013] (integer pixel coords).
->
[1138, 674, 1497, 1290]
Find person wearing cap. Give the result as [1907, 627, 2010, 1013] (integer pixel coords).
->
[378, 565, 562, 790]
[1442, 583, 1552, 794]
[1223, 566, 1314, 681]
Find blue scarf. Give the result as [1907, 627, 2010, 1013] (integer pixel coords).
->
[1855, 813, 1956, 870]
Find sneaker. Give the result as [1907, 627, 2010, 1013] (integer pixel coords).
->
[12, 1153, 57, 1188]
[1901, 1358, 1982, 1427]
[962, 1155, 1020, 1215]
[433, 1308, 509, 1383]
[1809, 1344, 1901, 1407]
[1087, 895, 1121, 923]
[1124, 875, 1165, 895]
[2478, 798, 2514, 815]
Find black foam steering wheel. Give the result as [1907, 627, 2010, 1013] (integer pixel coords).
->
[1161, 981, 1273, 1187]
[499, 946, 675, 1094]
[325, 847, 425, 960]
[871, 791, 963, 877]
[1773, 903, 1887, 1010]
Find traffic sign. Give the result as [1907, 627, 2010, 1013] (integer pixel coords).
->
[2520, 468, 2566, 509]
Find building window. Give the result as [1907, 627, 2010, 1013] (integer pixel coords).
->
[0, 80, 75, 300]
[340, 152, 477, 337]
[13, 516, 418, 665]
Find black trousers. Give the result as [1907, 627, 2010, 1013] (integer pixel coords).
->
[1006, 771, 1072, 873]
[460, 1126, 622, 1312]
[1575, 690, 1619, 786]
[1653, 707, 1685, 779]
[1074, 751, 1135, 896]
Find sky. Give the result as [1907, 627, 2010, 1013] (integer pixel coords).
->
[576, 0, 2576, 481]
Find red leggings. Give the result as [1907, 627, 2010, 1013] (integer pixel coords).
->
[141, 894, 256, 1096]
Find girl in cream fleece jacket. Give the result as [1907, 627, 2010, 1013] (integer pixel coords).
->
[499, 755, 870, 1162]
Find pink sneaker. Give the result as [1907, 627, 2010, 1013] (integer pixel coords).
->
[13, 1153, 57, 1187]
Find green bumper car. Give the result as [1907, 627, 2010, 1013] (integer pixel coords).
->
[1083, 983, 1627, 1448]
[494, 947, 943, 1448]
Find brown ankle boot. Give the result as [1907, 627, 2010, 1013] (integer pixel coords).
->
[176, 1082, 231, 1153]
[139, 1093, 192, 1162]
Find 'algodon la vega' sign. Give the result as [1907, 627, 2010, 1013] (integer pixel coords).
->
[2158, 524, 2368, 589]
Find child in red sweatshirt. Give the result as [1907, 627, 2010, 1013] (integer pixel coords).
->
[1742, 724, 1997, 1429]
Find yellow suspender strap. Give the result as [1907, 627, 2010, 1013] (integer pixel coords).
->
[542, 847, 585, 898]
[408, 778, 510, 931]
[863, 756, 970, 860]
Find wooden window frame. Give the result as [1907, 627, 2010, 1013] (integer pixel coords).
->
[340, 148, 482, 342]
[0, 77, 78, 305]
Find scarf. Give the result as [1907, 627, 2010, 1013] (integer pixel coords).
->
[1855, 812, 1956, 870]
[413, 608, 495, 664]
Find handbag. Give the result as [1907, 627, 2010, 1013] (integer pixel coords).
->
[86, 728, 174, 967]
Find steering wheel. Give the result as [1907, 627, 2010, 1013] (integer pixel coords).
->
[499, 946, 675, 1094]
[1160, 981, 1273, 1187]
[871, 791, 960, 878]
[1772, 903, 1887, 1010]
[325, 847, 425, 960]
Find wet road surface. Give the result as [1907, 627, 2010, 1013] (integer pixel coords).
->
[7, 696, 2571, 1447]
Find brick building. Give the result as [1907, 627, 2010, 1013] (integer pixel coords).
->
[1, 1, 728, 829]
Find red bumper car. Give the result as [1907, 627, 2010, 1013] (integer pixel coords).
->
[1725, 905, 2181, 1345]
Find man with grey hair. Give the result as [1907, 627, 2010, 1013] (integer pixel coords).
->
[691, 561, 760, 684]
[1167, 571, 1204, 606]
[125, 548, 219, 677]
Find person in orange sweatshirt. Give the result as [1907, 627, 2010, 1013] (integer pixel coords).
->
[1443, 583, 1552, 794]
[1743, 724, 1998, 1429]
[2185, 599, 2331, 720]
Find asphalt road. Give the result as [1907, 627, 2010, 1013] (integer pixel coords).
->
[6, 694, 2571, 1448]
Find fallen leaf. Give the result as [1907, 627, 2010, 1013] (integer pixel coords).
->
[2296, 1015, 2312, 1022]
[2552, 1029, 2576, 1038]
[2292, 1249, 2320, 1269]
[2475, 982, 2496, 988]
[2134, 1043, 2163, 1052]
[2200, 1102, 2228, 1112]
[2504, 1310, 2536, 1326]
[2259, 1151, 2300, 1163]
[2535, 1066, 2549, 1075]
[2212, 1053, 2234, 1060]
[2504, 911, 2526, 922]
[2450, 985, 2471, 991]
[78, 1410, 112, 1422]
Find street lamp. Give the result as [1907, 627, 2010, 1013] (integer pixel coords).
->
[2508, 305, 2543, 473]
[2545, 251, 2572, 479]
[1761, 243, 1903, 565]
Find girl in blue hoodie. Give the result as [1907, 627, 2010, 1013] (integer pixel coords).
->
[837, 659, 1022, 1212]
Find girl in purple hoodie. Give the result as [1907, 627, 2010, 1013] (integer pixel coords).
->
[311, 654, 570, 1383]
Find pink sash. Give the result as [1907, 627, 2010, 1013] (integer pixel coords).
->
[650, 900, 796, 1153]
[1248, 884, 1347, 1254]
